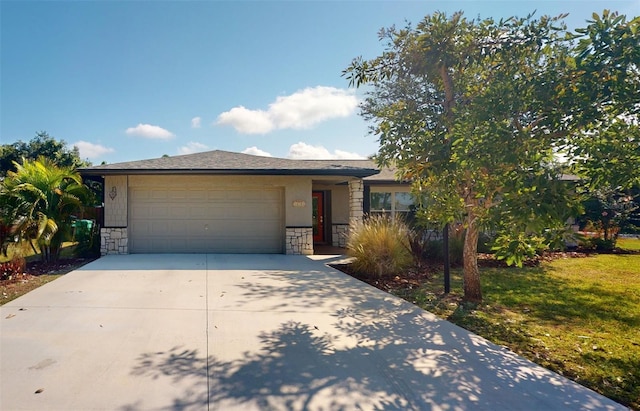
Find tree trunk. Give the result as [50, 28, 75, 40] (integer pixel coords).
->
[462, 211, 482, 303]
[50, 244, 61, 262]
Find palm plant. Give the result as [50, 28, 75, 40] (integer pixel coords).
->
[1, 157, 90, 262]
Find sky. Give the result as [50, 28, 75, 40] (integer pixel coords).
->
[1, 0, 638, 165]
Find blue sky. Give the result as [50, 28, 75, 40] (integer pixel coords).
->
[2, 1, 638, 165]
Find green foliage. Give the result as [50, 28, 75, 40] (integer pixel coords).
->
[477, 232, 495, 254]
[491, 232, 547, 267]
[0, 209, 14, 258]
[0, 131, 91, 177]
[568, 11, 640, 190]
[421, 239, 444, 262]
[571, 122, 640, 191]
[406, 228, 434, 269]
[449, 238, 466, 266]
[406, 225, 470, 266]
[578, 187, 638, 244]
[344, 10, 638, 301]
[73, 220, 100, 258]
[1, 157, 91, 262]
[347, 215, 412, 277]
[572, 11, 640, 121]
[543, 226, 584, 251]
[588, 237, 616, 251]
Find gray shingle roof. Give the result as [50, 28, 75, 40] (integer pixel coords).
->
[79, 150, 381, 178]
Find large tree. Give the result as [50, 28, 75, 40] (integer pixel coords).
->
[344, 11, 638, 302]
[1, 157, 91, 262]
[0, 131, 90, 176]
[568, 11, 640, 190]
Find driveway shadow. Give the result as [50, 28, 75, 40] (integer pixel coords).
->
[120, 258, 623, 410]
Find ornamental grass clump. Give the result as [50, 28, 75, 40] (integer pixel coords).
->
[347, 215, 412, 277]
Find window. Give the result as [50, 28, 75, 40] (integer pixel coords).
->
[370, 192, 392, 216]
[369, 191, 414, 221]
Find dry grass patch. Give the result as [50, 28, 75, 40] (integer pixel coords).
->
[1, 273, 64, 306]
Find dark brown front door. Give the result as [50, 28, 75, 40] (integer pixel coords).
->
[312, 191, 324, 243]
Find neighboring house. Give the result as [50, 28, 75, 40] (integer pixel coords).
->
[79, 150, 410, 256]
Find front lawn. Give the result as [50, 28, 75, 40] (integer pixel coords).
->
[618, 237, 640, 251]
[387, 252, 640, 409]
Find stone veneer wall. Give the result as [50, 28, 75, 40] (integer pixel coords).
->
[348, 179, 364, 223]
[101, 228, 128, 255]
[285, 227, 313, 255]
[332, 224, 349, 248]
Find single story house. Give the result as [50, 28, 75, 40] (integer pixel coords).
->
[79, 150, 412, 255]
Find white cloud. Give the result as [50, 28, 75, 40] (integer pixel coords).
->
[178, 141, 209, 155]
[72, 141, 115, 159]
[216, 86, 358, 134]
[242, 146, 273, 157]
[287, 142, 365, 160]
[125, 123, 175, 140]
[217, 106, 273, 134]
[332, 149, 367, 159]
[191, 117, 201, 128]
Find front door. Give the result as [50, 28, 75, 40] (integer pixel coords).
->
[312, 191, 324, 243]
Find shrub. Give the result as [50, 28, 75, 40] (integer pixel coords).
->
[589, 237, 616, 251]
[407, 227, 472, 267]
[477, 232, 495, 254]
[73, 220, 100, 258]
[491, 232, 547, 267]
[423, 239, 444, 261]
[407, 228, 442, 268]
[347, 215, 412, 277]
[1, 256, 26, 281]
[449, 232, 464, 266]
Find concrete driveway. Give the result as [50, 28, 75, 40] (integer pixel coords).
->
[0, 254, 625, 411]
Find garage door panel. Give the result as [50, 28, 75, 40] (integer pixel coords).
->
[130, 186, 284, 253]
[133, 236, 282, 254]
[150, 191, 169, 201]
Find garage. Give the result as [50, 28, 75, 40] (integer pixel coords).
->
[80, 149, 380, 255]
[129, 183, 284, 253]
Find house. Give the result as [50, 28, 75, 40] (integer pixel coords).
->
[79, 150, 412, 256]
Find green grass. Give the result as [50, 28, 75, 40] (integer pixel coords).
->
[394, 252, 640, 409]
[0, 241, 78, 263]
[618, 237, 640, 251]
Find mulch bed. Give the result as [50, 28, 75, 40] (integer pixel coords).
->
[331, 251, 594, 294]
[1, 257, 96, 286]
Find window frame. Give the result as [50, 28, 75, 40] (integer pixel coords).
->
[368, 187, 414, 221]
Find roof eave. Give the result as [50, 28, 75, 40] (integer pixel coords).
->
[78, 168, 380, 178]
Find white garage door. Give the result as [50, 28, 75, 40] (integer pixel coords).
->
[129, 186, 284, 253]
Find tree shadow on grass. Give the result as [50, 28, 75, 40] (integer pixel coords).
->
[483, 266, 640, 329]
